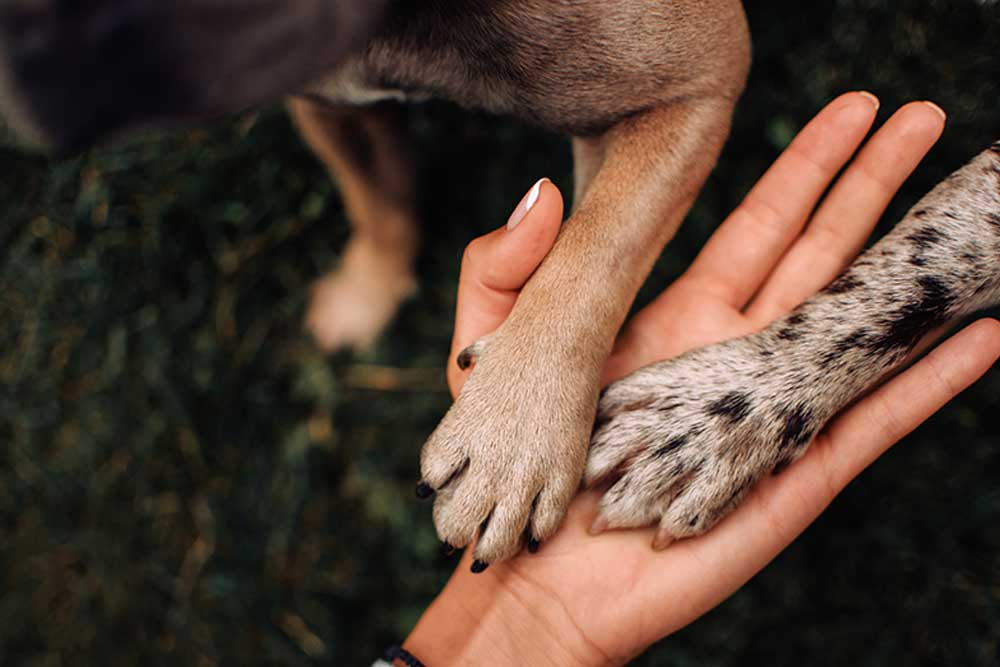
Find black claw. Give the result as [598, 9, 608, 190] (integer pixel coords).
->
[527, 538, 540, 554]
[415, 482, 435, 499]
[470, 560, 489, 574]
[441, 542, 456, 557]
[456, 349, 474, 370]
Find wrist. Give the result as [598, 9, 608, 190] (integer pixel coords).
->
[404, 554, 603, 667]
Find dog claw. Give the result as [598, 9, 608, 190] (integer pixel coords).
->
[652, 527, 675, 551]
[470, 560, 490, 574]
[441, 542, 456, 557]
[415, 482, 435, 499]
[527, 537, 540, 553]
[588, 515, 609, 536]
[456, 348, 475, 370]
[455, 338, 489, 371]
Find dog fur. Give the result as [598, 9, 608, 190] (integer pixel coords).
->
[285, 0, 754, 566]
[2, 1, 997, 568]
[589, 143, 1000, 544]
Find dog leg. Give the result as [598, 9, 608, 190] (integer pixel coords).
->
[421, 97, 741, 565]
[589, 142, 1000, 543]
[287, 97, 418, 351]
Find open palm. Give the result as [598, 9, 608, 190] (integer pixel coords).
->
[412, 94, 1000, 667]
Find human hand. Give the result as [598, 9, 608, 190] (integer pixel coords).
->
[407, 93, 1000, 666]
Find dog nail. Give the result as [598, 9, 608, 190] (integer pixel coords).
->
[470, 560, 490, 574]
[456, 349, 473, 370]
[588, 515, 609, 536]
[441, 542, 456, 557]
[415, 482, 435, 499]
[527, 537, 540, 553]
[506, 178, 546, 230]
[652, 528, 675, 552]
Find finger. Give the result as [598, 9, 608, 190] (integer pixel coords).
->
[684, 91, 880, 308]
[448, 179, 564, 395]
[746, 101, 947, 323]
[816, 317, 1000, 495]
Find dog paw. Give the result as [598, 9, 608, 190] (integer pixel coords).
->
[420, 333, 597, 567]
[585, 334, 826, 547]
[307, 240, 416, 351]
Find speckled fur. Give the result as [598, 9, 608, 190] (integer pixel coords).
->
[588, 143, 1000, 539]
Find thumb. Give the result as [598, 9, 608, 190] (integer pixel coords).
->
[448, 178, 564, 396]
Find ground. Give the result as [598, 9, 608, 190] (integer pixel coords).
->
[1, 1, 999, 665]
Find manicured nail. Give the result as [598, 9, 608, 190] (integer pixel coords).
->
[506, 178, 547, 230]
[527, 537, 540, 554]
[923, 100, 947, 122]
[441, 542, 456, 557]
[415, 482, 435, 499]
[857, 91, 880, 111]
[470, 560, 489, 574]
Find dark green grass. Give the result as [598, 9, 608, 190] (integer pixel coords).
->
[1, 1, 998, 665]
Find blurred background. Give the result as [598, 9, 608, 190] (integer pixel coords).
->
[1, 0, 999, 665]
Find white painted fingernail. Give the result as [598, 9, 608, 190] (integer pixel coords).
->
[507, 178, 547, 230]
[923, 100, 947, 122]
[857, 91, 880, 111]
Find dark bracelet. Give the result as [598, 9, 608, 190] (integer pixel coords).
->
[383, 645, 428, 667]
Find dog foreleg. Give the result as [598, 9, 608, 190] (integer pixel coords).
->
[419, 97, 742, 565]
[589, 142, 1000, 542]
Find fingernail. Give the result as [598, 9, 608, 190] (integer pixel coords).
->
[923, 100, 947, 122]
[527, 537, 540, 554]
[415, 482, 435, 499]
[441, 542, 456, 557]
[857, 91, 880, 111]
[507, 178, 547, 230]
[470, 560, 489, 574]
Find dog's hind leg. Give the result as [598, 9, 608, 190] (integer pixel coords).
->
[287, 97, 418, 351]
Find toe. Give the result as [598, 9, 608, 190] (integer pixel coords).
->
[594, 474, 664, 531]
[527, 476, 577, 543]
[431, 472, 496, 548]
[659, 468, 757, 538]
[420, 430, 469, 492]
[585, 419, 650, 486]
[473, 484, 540, 563]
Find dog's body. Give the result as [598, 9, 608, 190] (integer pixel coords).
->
[1, 1, 997, 567]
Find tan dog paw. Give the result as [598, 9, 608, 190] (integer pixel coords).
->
[418, 330, 597, 568]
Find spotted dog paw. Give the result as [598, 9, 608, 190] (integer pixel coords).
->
[583, 141, 1000, 548]
[585, 333, 827, 547]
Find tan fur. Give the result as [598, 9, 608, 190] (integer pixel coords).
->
[287, 98, 419, 350]
[0, 0, 753, 564]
